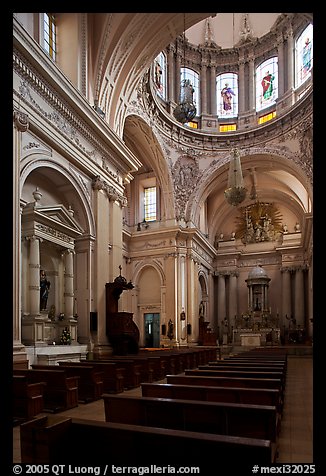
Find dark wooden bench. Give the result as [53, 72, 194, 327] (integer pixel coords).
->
[102, 393, 279, 460]
[98, 359, 142, 388]
[207, 360, 286, 368]
[32, 364, 104, 403]
[200, 363, 286, 375]
[13, 368, 79, 412]
[57, 360, 125, 393]
[184, 368, 286, 388]
[141, 382, 283, 415]
[223, 357, 287, 371]
[13, 375, 46, 423]
[20, 414, 275, 464]
[166, 374, 284, 404]
[56, 363, 104, 401]
[96, 356, 154, 383]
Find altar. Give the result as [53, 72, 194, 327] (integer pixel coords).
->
[233, 328, 280, 346]
[240, 333, 261, 346]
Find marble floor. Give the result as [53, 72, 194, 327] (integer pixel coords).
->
[13, 355, 313, 464]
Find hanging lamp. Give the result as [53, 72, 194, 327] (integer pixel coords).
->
[173, 14, 197, 124]
[224, 148, 247, 206]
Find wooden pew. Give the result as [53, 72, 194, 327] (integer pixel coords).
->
[207, 360, 286, 368]
[33, 363, 104, 403]
[96, 356, 154, 383]
[184, 368, 286, 388]
[13, 368, 79, 412]
[223, 357, 287, 370]
[20, 414, 276, 464]
[55, 363, 104, 401]
[13, 375, 46, 423]
[141, 382, 283, 415]
[166, 374, 283, 402]
[55, 360, 125, 394]
[198, 364, 286, 379]
[102, 393, 279, 460]
[91, 359, 142, 388]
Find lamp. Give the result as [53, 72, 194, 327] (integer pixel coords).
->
[173, 14, 197, 124]
[224, 148, 247, 206]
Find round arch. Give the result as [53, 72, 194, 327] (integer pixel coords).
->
[20, 156, 96, 238]
[123, 114, 176, 221]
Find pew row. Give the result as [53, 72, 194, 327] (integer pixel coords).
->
[141, 382, 283, 415]
[55, 360, 125, 393]
[102, 393, 279, 461]
[32, 364, 104, 402]
[184, 368, 286, 388]
[166, 374, 284, 405]
[20, 414, 276, 464]
[13, 369, 79, 412]
[13, 375, 46, 424]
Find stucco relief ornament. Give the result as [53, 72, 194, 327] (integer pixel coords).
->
[173, 155, 199, 220]
[13, 110, 29, 132]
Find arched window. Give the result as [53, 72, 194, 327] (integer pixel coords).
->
[216, 73, 238, 117]
[180, 67, 200, 116]
[295, 24, 313, 89]
[256, 57, 278, 112]
[153, 52, 167, 100]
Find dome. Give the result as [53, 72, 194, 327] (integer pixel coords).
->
[247, 265, 269, 280]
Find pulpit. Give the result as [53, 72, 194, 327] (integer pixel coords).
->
[106, 269, 139, 355]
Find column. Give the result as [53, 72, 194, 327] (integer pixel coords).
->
[217, 273, 226, 328]
[228, 272, 238, 330]
[13, 111, 28, 349]
[64, 249, 74, 319]
[210, 64, 217, 115]
[28, 236, 42, 317]
[238, 57, 245, 113]
[200, 62, 208, 115]
[179, 254, 187, 343]
[167, 44, 175, 103]
[294, 267, 305, 327]
[277, 33, 285, 97]
[248, 53, 255, 111]
[175, 52, 181, 103]
[281, 268, 292, 322]
[286, 27, 294, 91]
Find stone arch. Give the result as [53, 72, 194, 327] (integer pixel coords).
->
[123, 114, 176, 221]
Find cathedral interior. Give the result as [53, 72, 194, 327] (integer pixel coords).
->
[10, 11, 316, 470]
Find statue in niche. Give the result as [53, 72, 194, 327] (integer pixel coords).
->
[40, 269, 51, 311]
[167, 319, 174, 340]
[199, 301, 205, 318]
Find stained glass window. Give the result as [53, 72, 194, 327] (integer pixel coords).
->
[256, 57, 278, 112]
[180, 68, 200, 116]
[295, 24, 313, 88]
[217, 73, 238, 117]
[219, 124, 237, 132]
[154, 52, 167, 100]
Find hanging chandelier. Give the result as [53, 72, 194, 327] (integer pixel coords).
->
[224, 148, 247, 206]
[173, 14, 197, 124]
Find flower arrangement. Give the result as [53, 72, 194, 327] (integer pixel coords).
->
[60, 327, 71, 345]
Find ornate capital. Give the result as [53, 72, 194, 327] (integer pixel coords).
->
[13, 110, 29, 132]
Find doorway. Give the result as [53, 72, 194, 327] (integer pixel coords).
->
[144, 313, 160, 348]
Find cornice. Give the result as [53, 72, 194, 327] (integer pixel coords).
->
[13, 18, 142, 176]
